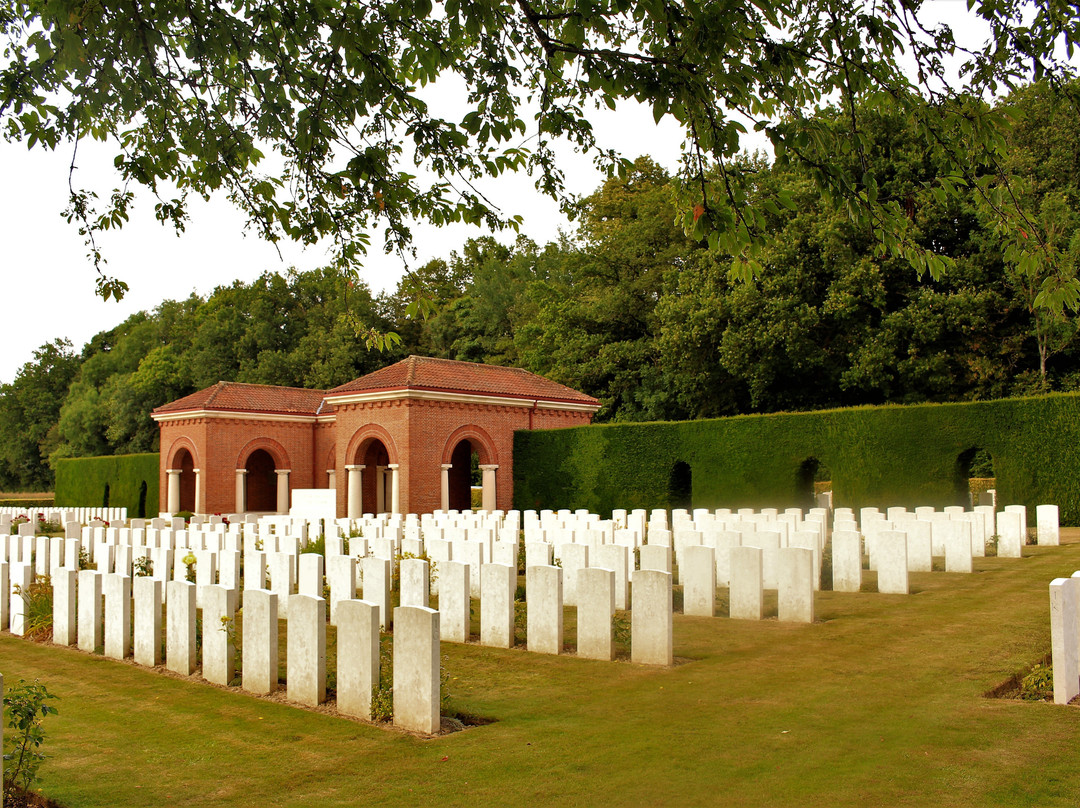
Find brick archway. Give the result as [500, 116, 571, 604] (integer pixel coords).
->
[441, 424, 498, 466]
[165, 436, 200, 469]
[236, 437, 291, 470]
[442, 424, 499, 511]
[164, 437, 199, 513]
[346, 424, 400, 466]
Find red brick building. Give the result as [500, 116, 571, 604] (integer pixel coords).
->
[151, 356, 599, 516]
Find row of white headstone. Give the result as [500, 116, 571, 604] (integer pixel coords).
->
[25, 567, 443, 733]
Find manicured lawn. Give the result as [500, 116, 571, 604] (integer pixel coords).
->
[4, 536, 1080, 807]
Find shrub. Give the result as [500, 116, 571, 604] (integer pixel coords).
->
[514, 391, 1080, 522]
[54, 453, 158, 515]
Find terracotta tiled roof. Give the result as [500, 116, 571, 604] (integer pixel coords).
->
[327, 356, 599, 405]
[152, 382, 330, 417]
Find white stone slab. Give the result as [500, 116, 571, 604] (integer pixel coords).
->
[729, 546, 763, 620]
[777, 548, 814, 623]
[526, 565, 562, 655]
[876, 531, 909, 594]
[831, 531, 862, 593]
[630, 570, 673, 666]
[241, 589, 279, 695]
[166, 579, 197, 675]
[336, 599, 380, 720]
[393, 605, 440, 734]
[682, 545, 715, 617]
[577, 567, 615, 661]
[480, 563, 516, 648]
[1050, 577, 1080, 705]
[287, 594, 327, 706]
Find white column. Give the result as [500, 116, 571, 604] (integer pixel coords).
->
[235, 469, 248, 513]
[193, 468, 202, 514]
[166, 469, 181, 514]
[389, 463, 401, 514]
[480, 464, 499, 512]
[376, 465, 387, 513]
[276, 469, 291, 515]
[346, 465, 364, 519]
[440, 464, 452, 511]
[327, 469, 336, 490]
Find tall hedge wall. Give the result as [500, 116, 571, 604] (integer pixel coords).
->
[513, 393, 1080, 524]
[54, 453, 160, 517]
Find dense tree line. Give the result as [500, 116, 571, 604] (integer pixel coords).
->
[1, 83, 1078, 491]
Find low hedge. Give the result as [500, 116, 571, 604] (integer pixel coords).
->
[513, 392, 1080, 524]
[54, 453, 160, 517]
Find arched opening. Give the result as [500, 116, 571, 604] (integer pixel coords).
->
[176, 449, 196, 513]
[448, 439, 482, 511]
[137, 481, 148, 518]
[668, 461, 692, 510]
[361, 439, 392, 513]
[796, 457, 830, 510]
[102, 483, 110, 508]
[956, 447, 995, 508]
[245, 449, 278, 513]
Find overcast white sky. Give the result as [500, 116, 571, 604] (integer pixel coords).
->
[0, 1, 1035, 383]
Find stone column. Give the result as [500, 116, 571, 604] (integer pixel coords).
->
[166, 469, 181, 514]
[376, 466, 387, 513]
[440, 464, 452, 511]
[235, 469, 247, 514]
[389, 464, 401, 514]
[480, 464, 498, 511]
[276, 469, 291, 515]
[193, 468, 202, 515]
[327, 468, 336, 490]
[346, 465, 364, 519]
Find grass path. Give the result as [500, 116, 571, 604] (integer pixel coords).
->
[4, 538, 1080, 807]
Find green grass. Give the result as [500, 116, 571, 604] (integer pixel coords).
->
[5, 536, 1080, 807]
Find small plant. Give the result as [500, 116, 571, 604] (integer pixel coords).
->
[986, 534, 1000, 557]
[514, 600, 528, 645]
[174, 511, 194, 522]
[370, 632, 394, 721]
[612, 611, 632, 651]
[15, 577, 53, 641]
[517, 542, 527, 573]
[77, 546, 95, 571]
[1021, 663, 1054, 701]
[440, 655, 452, 713]
[182, 550, 197, 583]
[2, 679, 59, 805]
[34, 518, 63, 536]
[133, 555, 153, 577]
[254, 536, 264, 552]
[221, 613, 241, 680]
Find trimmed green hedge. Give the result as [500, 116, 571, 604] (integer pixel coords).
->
[514, 392, 1080, 524]
[54, 453, 160, 517]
